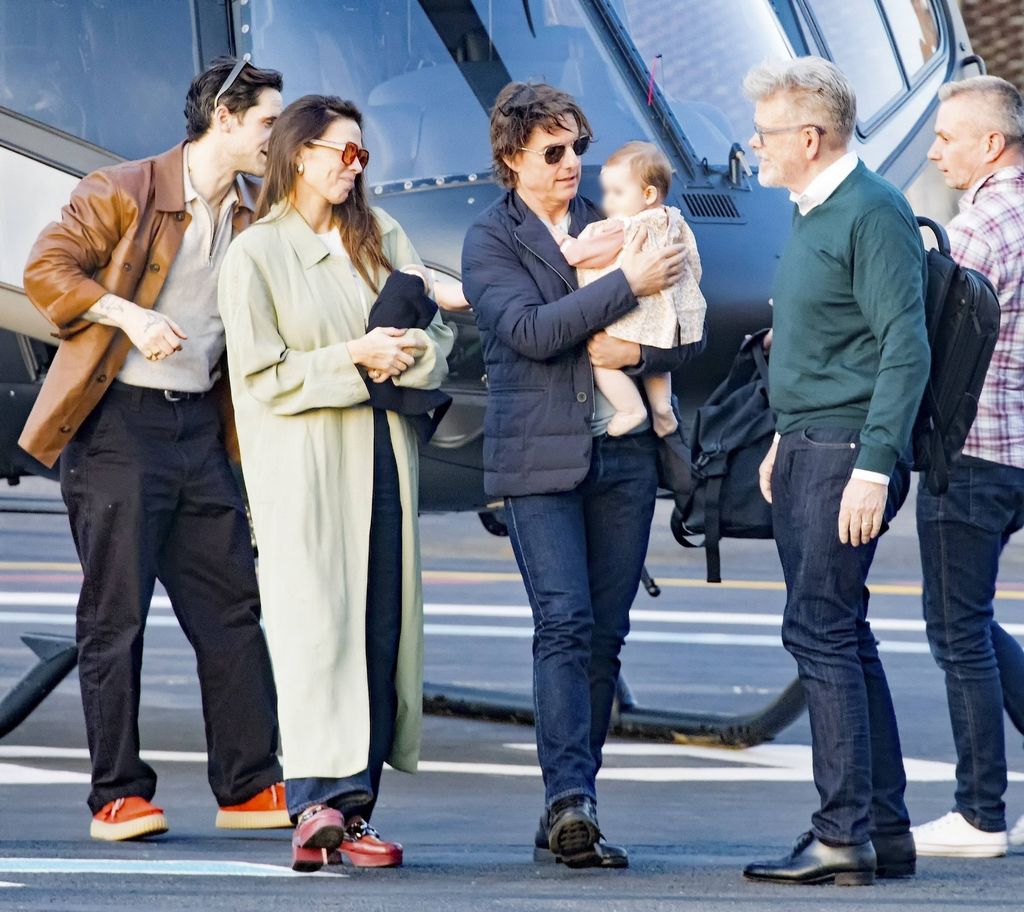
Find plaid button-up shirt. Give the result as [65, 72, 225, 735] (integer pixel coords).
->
[950, 166, 1024, 468]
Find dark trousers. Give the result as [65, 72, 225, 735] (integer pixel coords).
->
[773, 428, 911, 846]
[916, 457, 1024, 832]
[505, 432, 659, 807]
[60, 384, 282, 814]
[286, 409, 403, 822]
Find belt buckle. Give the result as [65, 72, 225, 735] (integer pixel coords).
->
[163, 390, 182, 402]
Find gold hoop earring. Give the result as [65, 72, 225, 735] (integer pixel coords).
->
[296, 162, 305, 175]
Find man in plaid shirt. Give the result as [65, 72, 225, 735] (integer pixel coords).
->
[913, 75, 1024, 858]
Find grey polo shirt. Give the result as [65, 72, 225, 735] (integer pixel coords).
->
[117, 144, 238, 392]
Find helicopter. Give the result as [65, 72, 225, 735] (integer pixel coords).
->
[0, 0, 980, 524]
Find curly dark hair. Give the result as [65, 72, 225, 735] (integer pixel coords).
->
[489, 82, 592, 189]
[184, 56, 283, 142]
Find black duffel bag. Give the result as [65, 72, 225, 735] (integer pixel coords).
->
[669, 329, 776, 583]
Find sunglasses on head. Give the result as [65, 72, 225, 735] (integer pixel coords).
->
[519, 134, 592, 165]
[307, 139, 371, 168]
[213, 54, 252, 110]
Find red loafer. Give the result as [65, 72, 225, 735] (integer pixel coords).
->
[338, 817, 403, 868]
[291, 805, 345, 873]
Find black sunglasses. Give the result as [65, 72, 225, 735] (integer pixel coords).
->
[519, 134, 592, 165]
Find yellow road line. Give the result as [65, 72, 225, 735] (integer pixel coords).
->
[3, 562, 1024, 602]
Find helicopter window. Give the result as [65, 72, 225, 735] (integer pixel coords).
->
[805, 1, 906, 124]
[606, 0, 795, 164]
[878, 0, 940, 79]
[248, 0, 657, 185]
[0, 0, 196, 159]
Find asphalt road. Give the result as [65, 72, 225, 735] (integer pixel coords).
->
[1, 477, 1023, 911]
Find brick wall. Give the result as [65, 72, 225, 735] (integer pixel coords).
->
[960, 0, 1024, 89]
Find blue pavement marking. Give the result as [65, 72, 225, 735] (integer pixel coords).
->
[0, 858, 338, 878]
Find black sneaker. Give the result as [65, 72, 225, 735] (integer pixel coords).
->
[536, 797, 628, 869]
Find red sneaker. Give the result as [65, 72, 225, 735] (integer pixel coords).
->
[90, 797, 168, 841]
[339, 817, 404, 868]
[216, 781, 291, 829]
[291, 805, 345, 873]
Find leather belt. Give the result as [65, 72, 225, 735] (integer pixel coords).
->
[110, 380, 209, 402]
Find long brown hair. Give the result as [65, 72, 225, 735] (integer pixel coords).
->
[256, 95, 392, 290]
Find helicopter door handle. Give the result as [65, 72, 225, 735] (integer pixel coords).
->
[960, 54, 987, 77]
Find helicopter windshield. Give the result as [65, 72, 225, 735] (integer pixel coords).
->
[249, 0, 661, 185]
[606, 0, 795, 162]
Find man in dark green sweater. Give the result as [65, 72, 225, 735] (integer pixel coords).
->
[739, 57, 930, 887]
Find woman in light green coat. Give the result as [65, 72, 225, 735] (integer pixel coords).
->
[218, 95, 453, 872]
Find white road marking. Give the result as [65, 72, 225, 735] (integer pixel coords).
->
[0, 762, 90, 785]
[0, 746, 206, 763]
[0, 859, 333, 878]
[3, 594, 1022, 639]
[5, 744, 1020, 785]
[0, 608, 940, 652]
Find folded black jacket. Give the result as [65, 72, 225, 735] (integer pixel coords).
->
[364, 269, 451, 443]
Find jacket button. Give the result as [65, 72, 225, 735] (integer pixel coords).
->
[122, 263, 132, 272]
[97, 374, 107, 383]
[176, 212, 186, 221]
[576, 391, 588, 403]
[59, 424, 71, 433]
[149, 263, 160, 273]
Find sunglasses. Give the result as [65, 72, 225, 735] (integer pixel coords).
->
[519, 134, 591, 165]
[213, 54, 252, 109]
[307, 139, 371, 169]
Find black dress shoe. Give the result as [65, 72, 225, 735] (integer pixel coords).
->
[872, 830, 916, 878]
[535, 799, 629, 869]
[743, 831, 876, 886]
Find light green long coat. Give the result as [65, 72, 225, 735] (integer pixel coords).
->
[217, 204, 453, 780]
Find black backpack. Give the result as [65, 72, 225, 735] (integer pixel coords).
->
[670, 329, 775, 583]
[913, 217, 1001, 494]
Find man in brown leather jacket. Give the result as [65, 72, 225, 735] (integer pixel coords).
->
[20, 57, 288, 841]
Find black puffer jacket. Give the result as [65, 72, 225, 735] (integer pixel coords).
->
[462, 190, 705, 497]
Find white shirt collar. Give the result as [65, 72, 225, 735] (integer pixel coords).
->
[790, 151, 859, 216]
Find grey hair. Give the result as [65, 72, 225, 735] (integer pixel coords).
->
[743, 56, 857, 145]
[938, 76, 1024, 144]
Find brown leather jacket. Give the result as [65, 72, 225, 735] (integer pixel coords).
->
[19, 142, 258, 468]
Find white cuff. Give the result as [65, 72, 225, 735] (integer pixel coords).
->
[851, 468, 889, 486]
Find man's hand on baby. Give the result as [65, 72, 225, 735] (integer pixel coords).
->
[587, 331, 641, 369]
[620, 234, 686, 297]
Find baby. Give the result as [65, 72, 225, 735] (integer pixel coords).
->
[557, 141, 706, 437]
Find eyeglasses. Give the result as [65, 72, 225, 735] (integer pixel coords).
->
[213, 54, 252, 110]
[306, 139, 370, 168]
[752, 123, 826, 144]
[518, 135, 591, 166]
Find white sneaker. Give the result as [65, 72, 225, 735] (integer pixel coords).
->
[1010, 814, 1024, 847]
[911, 811, 1008, 858]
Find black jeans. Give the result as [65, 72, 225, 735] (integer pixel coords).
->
[772, 427, 911, 846]
[916, 457, 1024, 832]
[60, 384, 282, 814]
[505, 432, 659, 807]
[285, 409, 403, 822]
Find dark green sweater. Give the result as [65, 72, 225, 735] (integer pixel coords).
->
[769, 161, 930, 476]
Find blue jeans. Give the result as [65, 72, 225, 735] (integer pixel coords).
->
[773, 427, 911, 846]
[916, 457, 1024, 832]
[505, 432, 659, 807]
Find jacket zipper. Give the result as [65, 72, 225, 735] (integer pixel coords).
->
[513, 230, 597, 420]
